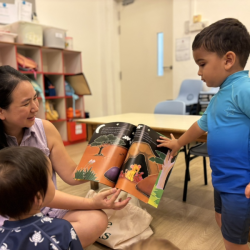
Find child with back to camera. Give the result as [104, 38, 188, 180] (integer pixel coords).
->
[0, 146, 83, 250]
[157, 18, 250, 250]
[124, 237, 180, 250]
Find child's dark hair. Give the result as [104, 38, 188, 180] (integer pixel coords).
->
[0, 146, 49, 219]
[192, 18, 250, 68]
[0, 65, 30, 150]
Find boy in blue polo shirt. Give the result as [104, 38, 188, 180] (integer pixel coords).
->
[157, 18, 250, 250]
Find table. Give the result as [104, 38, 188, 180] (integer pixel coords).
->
[75, 113, 207, 189]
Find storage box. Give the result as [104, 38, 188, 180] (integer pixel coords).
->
[43, 27, 66, 49]
[7, 21, 43, 46]
[0, 31, 17, 43]
[67, 122, 86, 142]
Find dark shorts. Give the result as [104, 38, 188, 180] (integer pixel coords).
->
[214, 188, 250, 244]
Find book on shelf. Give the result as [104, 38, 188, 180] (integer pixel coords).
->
[75, 122, 177, 208]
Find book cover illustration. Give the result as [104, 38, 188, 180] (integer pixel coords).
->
[75, 122, 136, 187]
[115, 124, 176, 208]
[75, 122, 177, 208]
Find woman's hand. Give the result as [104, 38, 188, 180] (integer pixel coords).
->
[157, 134, 182, 158]
[91, 188, 131, 210]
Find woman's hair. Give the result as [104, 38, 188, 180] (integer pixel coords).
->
[125, 237, 180, 250]
[0, 146, 49, 219]
[0, 65, 30, 150]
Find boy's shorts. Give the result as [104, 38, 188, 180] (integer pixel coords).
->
[214, 188, 250, 244]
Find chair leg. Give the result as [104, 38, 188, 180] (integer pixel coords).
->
[203, 156, 207, 185]
[183, 145, 190, 181]
[183, 145, 187, 166]
[183, 152, 190, 202]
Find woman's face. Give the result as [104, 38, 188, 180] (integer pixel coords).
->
[0, 81, 39, 130]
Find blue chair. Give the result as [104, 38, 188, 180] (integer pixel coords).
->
[183, 142, 208, 201]
[183, 88, 218, 201]
[174, 79, 203, 114]
[154, 100, 186, 115]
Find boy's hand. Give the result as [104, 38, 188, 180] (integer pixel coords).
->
[245, 183, 250, 198]
[157, 134, 182, 157]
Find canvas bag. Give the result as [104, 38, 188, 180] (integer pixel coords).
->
[86, 188, 153, 249]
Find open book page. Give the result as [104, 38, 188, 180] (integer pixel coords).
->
[75, 122, 136, 187]
[115, 124, 177, 208]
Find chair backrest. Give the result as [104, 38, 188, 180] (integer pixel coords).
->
[154, 100, 186, 115]
[175, 79, 203, 106]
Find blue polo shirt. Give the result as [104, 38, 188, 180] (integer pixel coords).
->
[198, 70, 250, 194]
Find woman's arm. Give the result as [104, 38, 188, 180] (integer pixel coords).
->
[42, 119, 85, 185]
[43, 120, 131, 210]
[47, 189, 131, 210]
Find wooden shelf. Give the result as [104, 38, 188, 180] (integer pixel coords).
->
[49, 119, 67, 122]
[0, 41, 87, 144]
[45, 96, 65, 99]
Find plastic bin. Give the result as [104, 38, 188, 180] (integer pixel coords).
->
[43, 27, 66, 49]
[7, 21, 43, 46]
[0, 31, 17, 43]
[67, 122, 86, 142]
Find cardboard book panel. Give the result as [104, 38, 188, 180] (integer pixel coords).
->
[65, 73, 91, 95]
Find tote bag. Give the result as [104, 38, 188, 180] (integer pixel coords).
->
[86, 188, 153, 249]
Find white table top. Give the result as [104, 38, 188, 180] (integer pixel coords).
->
[75, 113, 201, 134]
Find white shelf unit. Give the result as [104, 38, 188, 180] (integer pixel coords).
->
[0, 41, 87, 145]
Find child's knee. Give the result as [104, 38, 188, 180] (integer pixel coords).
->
[215, 211, 221, 228]
[224, 238, 249, 250]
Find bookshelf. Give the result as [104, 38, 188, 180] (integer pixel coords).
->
[0, 41, 87, 145]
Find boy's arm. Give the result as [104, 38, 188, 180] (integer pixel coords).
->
[157, 121, 206, 157]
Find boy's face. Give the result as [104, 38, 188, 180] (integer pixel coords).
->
[193, 47, 228, 87]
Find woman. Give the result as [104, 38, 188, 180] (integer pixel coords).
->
[0, 65, 130, 248]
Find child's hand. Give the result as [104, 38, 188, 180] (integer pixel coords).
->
[245, 183, 250, 198]
[91, 188, 131, 210]
[157, 134, 181, 158]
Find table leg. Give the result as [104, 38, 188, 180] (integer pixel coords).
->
[90, 181, 99, 190]
[87, 124, 99, 190]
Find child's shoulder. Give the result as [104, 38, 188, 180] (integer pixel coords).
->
[38, 216, 72, 228]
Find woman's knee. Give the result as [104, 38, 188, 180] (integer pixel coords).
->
[91, 209, 108, 232]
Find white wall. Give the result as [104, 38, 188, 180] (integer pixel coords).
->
[37, 0, 250, 117]
[173, 0, 250, 98]
[36, 0, 121, 118]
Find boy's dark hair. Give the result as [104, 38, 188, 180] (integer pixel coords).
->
[192, 18, 250, 68]
[0, 146, 49, 219]
[0, 65, 31, 150]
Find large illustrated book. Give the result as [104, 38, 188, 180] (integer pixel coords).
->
[75, 122, 177, 208]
